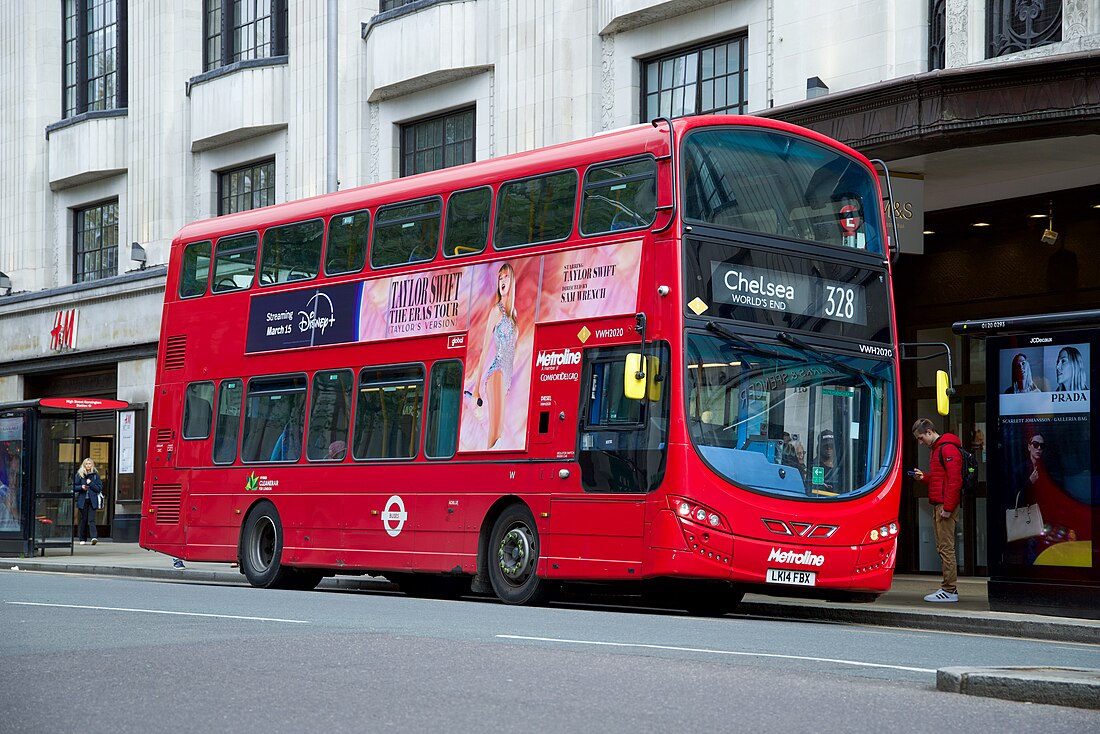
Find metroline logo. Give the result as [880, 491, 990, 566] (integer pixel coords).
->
[767, 548, 825, 567]
[536, 348, 581, 368]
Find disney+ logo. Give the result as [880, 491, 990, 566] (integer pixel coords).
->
[298, 292, 337, 336]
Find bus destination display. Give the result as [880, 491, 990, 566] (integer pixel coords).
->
[684, 239, 891, 345]
[709, 261, 868, 326]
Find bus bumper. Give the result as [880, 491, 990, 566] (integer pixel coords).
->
[727, 533, 897, 593]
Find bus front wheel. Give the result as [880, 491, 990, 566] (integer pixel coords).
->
[487, 505, 550, 605]
[240, 503, 293, 589]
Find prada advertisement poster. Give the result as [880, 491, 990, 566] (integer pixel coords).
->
[987, 329, 1098, 579]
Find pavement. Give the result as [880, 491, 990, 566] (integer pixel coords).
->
[4, 541, 1099, 710]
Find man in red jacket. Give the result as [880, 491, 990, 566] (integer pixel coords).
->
[911, 418, 962, 602]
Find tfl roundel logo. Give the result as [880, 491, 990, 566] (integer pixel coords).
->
[383, 495, 407, 537]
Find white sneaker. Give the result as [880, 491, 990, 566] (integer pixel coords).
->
[924, 588, 959, 603]
[91, 538, 97, 545]
[79, 541, 85, 545]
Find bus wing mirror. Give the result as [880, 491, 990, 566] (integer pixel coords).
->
[645, 356, 662, 402]
[624, 353, 646, 400]
[623, 354, 662, 402]
[936, 370, 951, 416]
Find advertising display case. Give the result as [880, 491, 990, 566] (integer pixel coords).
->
[960, 314, 1100, 619]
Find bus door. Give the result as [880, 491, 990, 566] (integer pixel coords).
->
[548, 342, 668, 578]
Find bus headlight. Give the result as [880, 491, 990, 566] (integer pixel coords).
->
[668, 496, 730, 532]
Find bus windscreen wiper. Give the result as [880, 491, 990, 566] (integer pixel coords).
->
[705, 321, 795, 360]
[775, 331, 875, 380]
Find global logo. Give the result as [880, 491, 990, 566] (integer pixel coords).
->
[298, 292, 337, 336]
[383, 495, 407, 537]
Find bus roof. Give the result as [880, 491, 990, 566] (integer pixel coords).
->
[172, 115, 868, 245]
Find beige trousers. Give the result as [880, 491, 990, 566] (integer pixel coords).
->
[931, 503, 959, 593]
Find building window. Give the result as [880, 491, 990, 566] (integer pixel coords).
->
[218, 159, 276, 215]
[204, 0, 288, 72]
[929, 0, 946, 71]
[987, 0, 1061, 58]
[63, 0, 127, 119]
[400, 108, 476, 177]
[641, 36, 747, 121]
[380, 0, 419, 11]
[73, 200, 119, 283]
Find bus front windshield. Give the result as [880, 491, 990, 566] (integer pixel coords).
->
[682, 127, 884, 255]
[686, 330, 893, 499]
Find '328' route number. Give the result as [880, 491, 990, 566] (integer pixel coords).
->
[824, 285, 856, 321]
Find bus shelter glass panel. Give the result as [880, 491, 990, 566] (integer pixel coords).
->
[0, 413, 27, 535]
[35, 416, 79, 549]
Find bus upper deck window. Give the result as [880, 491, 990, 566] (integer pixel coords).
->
[580, 158, 657, 236]
[179, 240, 212, 298]
[211, 233, 258, 293]
[259, 219, 323, 286]
[443, 187, 491, 258]
[681, 128, 883, 255]
[494, 170, 577, 249]
[326, 209, 370, 275]
[372, 198, 442, 269]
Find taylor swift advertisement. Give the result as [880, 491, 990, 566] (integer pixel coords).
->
[458, 258, 539, 452]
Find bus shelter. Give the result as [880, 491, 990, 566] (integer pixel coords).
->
[0, 397, 129, 557]
[954, 310, 1099, 620]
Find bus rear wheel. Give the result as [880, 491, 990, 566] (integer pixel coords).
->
[488, 505, 550, 605]
[240, 503, 294, 589]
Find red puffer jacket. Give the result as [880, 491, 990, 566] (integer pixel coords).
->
[920, 433, 963, 512]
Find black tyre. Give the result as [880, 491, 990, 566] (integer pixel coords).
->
[240, 502, 294, 589]
[488, 504, 550, 605]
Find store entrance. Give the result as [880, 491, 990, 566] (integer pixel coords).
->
[80, 436, 114, 538]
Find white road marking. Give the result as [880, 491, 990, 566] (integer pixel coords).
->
[497, 634, 936, 673]
[7, 601, 310, 624]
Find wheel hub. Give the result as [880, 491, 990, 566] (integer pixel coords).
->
[498, 527, 532, 578]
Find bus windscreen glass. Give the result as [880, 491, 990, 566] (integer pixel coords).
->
[686, 331, 894, 500]
[681, 128, 884, 255]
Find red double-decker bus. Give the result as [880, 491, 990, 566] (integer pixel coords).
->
[142, 115, 904, 612]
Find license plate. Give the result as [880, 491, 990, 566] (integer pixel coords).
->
[766, 568, 817, 586]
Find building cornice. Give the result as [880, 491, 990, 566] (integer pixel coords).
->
[759, 50, 1100, 160]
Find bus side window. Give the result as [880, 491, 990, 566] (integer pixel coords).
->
[212, 379, 243, 465]
[306, 369, 353, 461]
[442, 187, 491, 258]
[352, 366, 424, 460]
[240, 375, 308, 463]
[326, 209, 370, 275]
[494, 169, 577, 249]
[182, 382, 214, 440]
[425, 360, 463, 459]
[211, 232, 258, 293]
[260, 219, 323, 285]
[580, 157, 657, 236]
[179, 240, 212, 298]
[372, 198, 442, 269]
